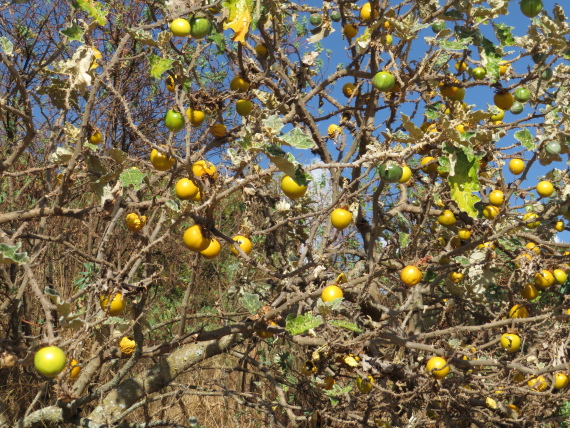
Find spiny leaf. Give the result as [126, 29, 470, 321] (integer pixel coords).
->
[281, 128, 315, 149]
[72, 0, 109, 26]
[328, 320, 362, 333]
[148, 54, 174, 80]
[0, 242, 29, 264]
[444, 144, 481, 219]
[60, 23, 85, 42]
[515, 129, 536, 150]
[120, 168, 145, 190]
[285, 313, 323, 336]
[241, 292, 262, 314]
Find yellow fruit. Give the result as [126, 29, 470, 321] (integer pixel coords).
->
[257, 321, 277, 339]
[420, 156, 438, 174]
[343, 24, 358, 39]
[426, 356, 450, 379]
[528, 375, 548, 391]
[478, 241, 495, 249]
[449, 272, 464, 283]
[99, 293, 126, 316]
[183, 225, 210, 252]
[360, 2, 379, 21]
[483, 205, 499, 220]
[255, 44, 268, 57]
[525, 242, 540, 254]
[356, 375, 374, 393]
[210, 123, 227, 138]
[230, 76, 250, 93]
[399, 166, 412, 183]
[508, 158, 525, 175]
[555, 221, 565, 232]
[166, 74, 177, 92]
[331, 208, 352, 230]
[521, 283, 539, 300]
[490, 109, 504, 122]
[553, 269, 568, 284]
[342, 82, 357, 97]
[455, 61, 468, 72]
[536, 180, 554, 197]
[186, 108, 205, 127]
[321, 284, 343, 302]
[301, 360, 317, 376]
[327, 124, 341, 137]
[125, 213, 147, 232]
[175, 178, 199, 200]
[192, 160, 218, 180]
[439, 81, 459, 98]
[150, 148, 175, 171]
[119, 337, 136, 356]
[514, 253, 532, 268]
[458, 228, 471, 240]
[535, 270, 555, 289]
[69, 359, 81, 379]
[489, 190, 504, 206]
[523, 212, 540, 229]
[555, 373, 569, 390]
[89, 130, 103, 145]
[499, 61, 510, 76]
[400, 265, 422, 286]
[281, 176, 308, 199]
[230, 235, 253, 256]
[236, 99, 253, 116]
[509, 304, 529, 319]
[437, 210, 456, 227]
[500, 333, 521, 353]
[200, 239, 221, 259]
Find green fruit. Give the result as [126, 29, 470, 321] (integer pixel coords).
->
[310, 14, 322, 26]
[541, 67, 553, 80]
[520, 0, 542, 18]
[190, 17, 211, 39]
[510, 101, 524, 115]
[532, 52, 547, 64]
[471, 67, 486, 80]
[372, 71, 395, 92]
[514, 87, 531, 103]
[331, 11, 341, 22]
[431, 22, 445, 33]
[34, 346, 67, 378]
[164, 109, 185, 133]
[378, 163, 403, 183]
[545, 141, 561, 156]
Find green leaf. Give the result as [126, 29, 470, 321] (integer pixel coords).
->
[323, 384, 352, 406]
[455, 256, 470, 266]
[328, 320, 362, 333]
[265, 145, 307, 184]
[494, 23, 514, 46]
[60, 23, 85, 42]
[281, 128, 315, 149]
[444, 144, 481, 219]
[0, 242, 29, 264]
[0, 36, 13, 56]
[437, 39, 470, 51]
[285, 313, 323, 336]
[424, 102, 444, 120]
[262, 115, 284, 135]
[120, 168, 145, 190]
[165, 200, 179, 212]
[398, 232, 410, 248]
[208, 32, 226, 53]
[241, 292, 262, 314]
[148, 54, 174, 80]
[72, 0, 109, 26]
[514, 129, 536, 150]
[128, 29, 159, 47]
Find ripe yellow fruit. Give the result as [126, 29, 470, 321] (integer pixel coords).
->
[281, 175, 308, 199]
[535, 270, 555, 289]
[99, 293, 126, 316]
[523, 212, 540, 229]
[437, 210, 456, 227]
[236, 99, 253, 116]
[257, 321, 277, 339]
[509, 304, 529, 319]
[200, 239, 221, 259]
[555, 373, 569, 390]
[482, 205, 499, 220]
[150, 148, 175, 171]
[426, 356, 450, 379]
[69, 359, 81, 379]
[455, 61, 468, 72]
[210, 123, 227, 138]
[508, 158, 525, 175]
[89, 130, 103, 145]
[192, 160, 218, 180]
[490, 109, 504, 122]
[478, 241, 495, 249]
[360, 3, 379, 21]
[498, 61, 510, 76]
[400, 265, 422, 286]
[321, 284, 343, 302]
[343, 24, 358, 39]
[255, 44, 268, 57]
[183, 225, 210, 252]
[399, 166, 412, 183]
[536, 180, 554, 197]
[489, 190, 504, 206]
[420, 156, 438, 174]
[449, 272, 464, 283]
[525, 242, 540, 255]
[521, 283, 539, 300]
[356, 375, 374, 393]
[331, 208, 353, 230]
[342, 82, 357, 97]
[230, 235, 253, 256]
[230, 76, 250, 93]
[528, 375, 548, 391]
[186, 108, 205, 127]
[553, 269, 568, 284]
[458, 228, 471, 240]
[555, 221, 565, 232]
[500, 333, 521, 353]
[119, 337, 136, 356]
[125, 213, 147, 232]
[175, 178, 199, 200]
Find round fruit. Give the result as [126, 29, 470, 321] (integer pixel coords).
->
[166, 75, 176, 92]
[378, 163, 403, 183]
[510, 101, 524, 115]
[255, 44, 268, 57]
[190, 17, 211, 39]
[200, 239, 221, 259]
[192, 160, 217, 180]
[99, 293, 126, 316]
[541, 67, 553, 80]
[498, 61, 510, 76]
[230, 76, 250, 93]
[382, 34, 393, 46]
[89, 130, 102, 145]
[525, 242, 541, 255]
[521, 0, 542, 17]
[450, 87, 466, 101]
[309, 13, 322, 26]
[321, 284, 343, 302]
[420, 156, 438, 174]
[509, 305, 529, 319]
[536, 181, 554, 197]
[330, 11, 341, 22]
[438, 210, 456, 227]
[372, 71, 395, 92]
[449, 272, 464, 283]
[545, 141, 561, 156]
[489, 190, 504, 206]
[439, 81, 459, 98]
[483, 205, 499, 220]
[554, 269, 568, 284]
[535, 270, 555, 288]
[356, 375, 374, 393]
[500, 333, 521, 353]
[508, 158, 525, 175]
[399, 166, 412, 183]
[327, 124, 341, 137]
[343, 24, 358, 39]
[494, 91, 514, 110]
[170, 18, 191, 37]
[528, 375, 548, 391]
[555, 373, 569, 390]
[331, 208, 352, 230]
[555, 221, 565, 232]
[230, 235, 252, 256]
[119, 336, 136, 356]
[69, 359, 80, 379]
[236, 99, 253, 116]
[164, 109, 185, 133]
[532, 52, 547, 63]
[514, 87, 531, 103]
[400, 265, 422, 286]
[360, 3, 378, 21]
[455, 61, 468, 72]
[186, 108, 205, 127]
[210, 123, 226, 138]
[34, 346, 66, 378]
[523, 212, 540, 229]
[183, 225, 210, 252]
[342, 82, 357, 97]
[431, 21, 445, 33]
[490, 109, 504, 122]
[281, 176, 308, 199]
[521, 283, 539, 300]
[458, 229, 471, 240]
[175, 178, 199, 200]
[471, 67, 486, 80]
[125, 213, 147, 232]
[426, 356, 450, 379]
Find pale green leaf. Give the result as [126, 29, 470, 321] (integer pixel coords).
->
[281, 128, 315, 149]
[148, 54, 174, 80]
[514, 129, 536, 150]
[120, 168, 145, 190]
[285, 313, 323, 336]
[444, 144, 481, 218]
[50, 146, 74, 165]
[73, 0, 109, 26]
[0, 36, 13, 56]
[0, 242, 29, 264]
[328, 320, 362, 333]
[60, 23, 85, 42]
[241, 292, 262, 314]
[262, 114, 284, 135]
